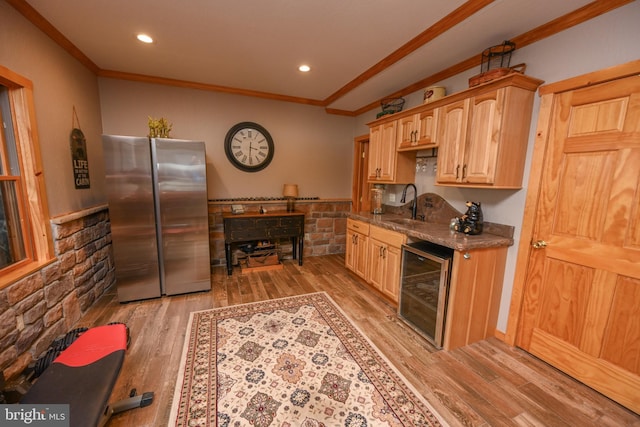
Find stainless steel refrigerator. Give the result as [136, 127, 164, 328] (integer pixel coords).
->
[102, 135, 211, 302]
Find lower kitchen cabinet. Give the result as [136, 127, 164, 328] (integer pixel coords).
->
[367, 225, 406, 303]
[345, 220, 406, 303]
[345, 219, 369, 279]
[443, 246, 508, 350]
[345, 218, 509, 349]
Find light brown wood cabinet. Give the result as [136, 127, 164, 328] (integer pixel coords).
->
[367, 225, 406, 303]
[345, 217, 510, 348]
[435, 77, 541, 188]
[345, 219, 406, 303]
[368, 120, 416, 184]
[367, 74, 543, 189]
[368, 121, 397, 182]
[397, 107, 439, 151]
[345, 219, 369, 279]
[444, 246, 507, 350]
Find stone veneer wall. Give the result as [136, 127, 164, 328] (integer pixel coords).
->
[208, 200, 351, 268]
[0, 206, 114, 380]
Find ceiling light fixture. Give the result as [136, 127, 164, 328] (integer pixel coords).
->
[136, 34, 154, 44]
[298, 65, 311, 72]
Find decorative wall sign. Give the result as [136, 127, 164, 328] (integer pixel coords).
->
[71, 128, 90, 189]
[70, 107, 90, 189]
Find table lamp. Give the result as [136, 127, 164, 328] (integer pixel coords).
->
[283, 184, 299, 212]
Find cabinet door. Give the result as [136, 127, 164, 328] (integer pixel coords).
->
[368, 125, 382, 180]
[436, 98, 470, 183]
[416, 108, 439, 147]
[367, 238, 385, 291]
[397, 115, 419, 149]
[345, 229, 357, 271]
[377, 121, 397, 181]
[369, 121, 397, 182]
[464, 89, 504, 184]
[355, 234, 368, 279]
[397, 109, 439, 150]
[380, 244, 401, 303]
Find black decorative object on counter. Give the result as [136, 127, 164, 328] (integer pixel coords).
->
[453, 201, 484, 235]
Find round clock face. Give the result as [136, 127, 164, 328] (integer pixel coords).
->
[224, 122, 274, 172]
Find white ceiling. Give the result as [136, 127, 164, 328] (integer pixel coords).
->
[24, 0, 595, 112]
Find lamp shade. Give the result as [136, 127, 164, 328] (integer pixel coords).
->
[282, 184, 299, 198]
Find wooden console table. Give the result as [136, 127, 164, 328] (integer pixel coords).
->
[223, 211, 305, 275]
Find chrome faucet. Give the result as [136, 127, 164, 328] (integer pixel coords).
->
[401, 183, 418, 220]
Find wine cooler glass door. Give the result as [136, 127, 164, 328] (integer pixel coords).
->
[398, 242, 452, 348]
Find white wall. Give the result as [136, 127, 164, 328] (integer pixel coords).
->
[356, 1, 640, 332]
[98, 79, 355, 200]
[0, 2, 105, 217]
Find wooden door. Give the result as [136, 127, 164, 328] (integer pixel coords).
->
[355, 233, 368, 279]
[464, 89, 504, 184]
[368, 121, 397, 182]
[397, 114, 418, 149]
[436, 98, 470, 183]
[380, 244, 401, 303]
[377, 121, 397, 181]
[345, 228, 357, 272]
[367, 238, 384, 292]
[368, 125, 382, 180]
[417, 107, 439, 147]
[517, 73, 640, 413]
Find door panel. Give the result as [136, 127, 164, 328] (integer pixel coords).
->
[517, 75, 640, 412]
[153, 138, 211, 296]
[102, 135, 161, 302]
[465, 90, 503, 183]
[436, 99, 469, 183]
[601, 276, 640, 374]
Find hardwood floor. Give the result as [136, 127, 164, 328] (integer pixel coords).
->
[78, 255, 640, 426]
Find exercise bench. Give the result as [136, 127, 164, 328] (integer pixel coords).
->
[20, 323, 153, 427]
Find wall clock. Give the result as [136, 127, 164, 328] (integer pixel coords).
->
[224, 122, 274, 172]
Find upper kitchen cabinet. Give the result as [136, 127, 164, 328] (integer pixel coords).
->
[397, 107, 439, 151]
[367, 73, 542, 187]
[368, 120, 415, 183]
[436, 74, 543, 188]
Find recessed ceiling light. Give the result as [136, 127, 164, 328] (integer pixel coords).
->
[298, 65, 311, 72]
[137, 34, 154, 44]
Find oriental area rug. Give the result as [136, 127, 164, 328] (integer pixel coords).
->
[169, 292, 447, 426]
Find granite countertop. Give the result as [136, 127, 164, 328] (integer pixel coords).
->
[348, 211, 514, 251]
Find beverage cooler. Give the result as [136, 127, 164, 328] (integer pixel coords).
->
[398, 241, 453, 348]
